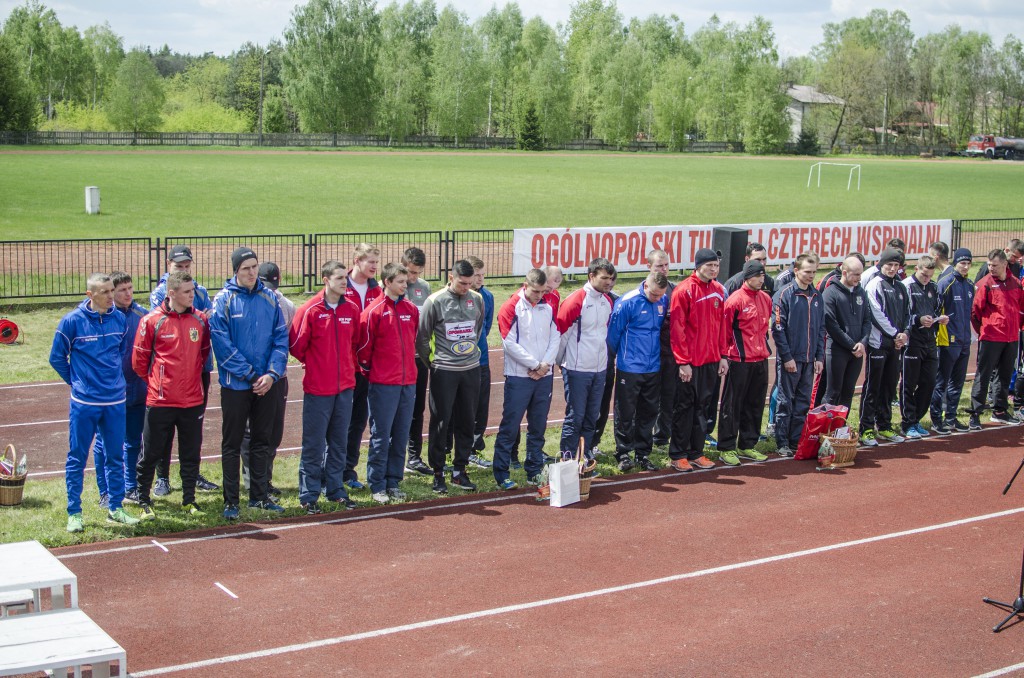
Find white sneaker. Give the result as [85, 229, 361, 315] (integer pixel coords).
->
[371, 491, 389, 505]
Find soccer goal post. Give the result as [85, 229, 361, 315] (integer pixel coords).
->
[807, 162, 861, 190]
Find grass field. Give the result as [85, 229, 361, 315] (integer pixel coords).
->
[1, 150, 1022, 240]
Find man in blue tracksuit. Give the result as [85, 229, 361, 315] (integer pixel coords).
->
[50, 273, 140, 532]
[771, 252, 825, 456]
[92, 271, 148, 506]
[607, 271, 669, 471]
[149, 244, 219, 495]
[210, 247, 290, 520]
[468, 255, 495, 468]
[931, 248, 975, 433]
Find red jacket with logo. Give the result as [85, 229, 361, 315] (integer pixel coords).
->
[132, 301, 211, 408]
[723, 285, 772, 362]
[357, 293, 419, 386]
[671, 274, 728, 367]
[290, 294, 360, 395]
[972, 273, 1024, 342]
[345, 271, 382, 311]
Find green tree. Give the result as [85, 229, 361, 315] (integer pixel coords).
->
[595, 37, 646, 145]
[650, 53, 694, 149]
[262, 83, 291, 133]
[993, 36, 1024, 136]
[105, 49, 164, 132]
[565, 0, 623, 138]
[283, 0, 380, 133]
[935, 26, 992, 143]
[82, 22, 124, 110]
[741, 61, 789, 153]
[428, 6, 486, 145]
[518, 100, 542, 149]
[513, 17, 571, 144]
[0, 35, 37, 130]
[376, 1, 435, 143]
[477, 3, 522, 137]
[818, 35, 881, 148]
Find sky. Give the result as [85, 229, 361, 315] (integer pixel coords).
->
[2, 0, 1022, 58]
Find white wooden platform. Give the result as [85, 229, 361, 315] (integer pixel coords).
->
[0, 608, 126, 677]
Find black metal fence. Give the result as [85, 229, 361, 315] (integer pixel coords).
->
[954, 218, 1024, 256]
[1, 221, 1018, 303]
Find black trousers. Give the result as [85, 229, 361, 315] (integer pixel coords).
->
[613, 370, 660, 459]
[971, 340, 1017, 415]
[472, 364, 491, 452]
[859, 346, 901, 433]
[670, 362, 718, 461]
[407, 359, 429, 460]
[427, 366, 480, 473]
[824, 348, 863, 412]
[704, 373, 722, 433]
[345, 373, 370, 482]
[813, 365, 828, 407]
[593, 353, 616, 447]
[900, 345, 938, 427]
[158, 370, 210, 479]
[652, 356, 677, 445]
[221, 380, 282, 505]
[138, 404, 204, 505]
[241, 375, 287, 488]
[718, 360, 768, 452]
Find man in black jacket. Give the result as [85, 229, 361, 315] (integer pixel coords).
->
[900, 256, 947, 438]
[822, 255, 871, 412]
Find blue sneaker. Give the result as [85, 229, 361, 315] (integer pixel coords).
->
[345, 479, 366, 491]
[914, 424, 930, 437]
[248, 499, 285, 513]
[705, 435, 718, 448]
[497, 478, 518, 491]
[903, 426, 921, 440]
[223, 504, 240, 520]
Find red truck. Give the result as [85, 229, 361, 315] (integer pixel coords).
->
[966, 134, 1024, 159]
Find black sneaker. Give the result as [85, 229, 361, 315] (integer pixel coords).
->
[334, 497, 358, 510]
[432, 474, 448, 494]
[153, 477, 172, 497]
[635, 457, 659, 471]
[301, 502, 322, 515]
[950, 419, 970, 433]
[196, 475, 219, 492]
[969, 415, 982, 431]
[451, 472, 477, 491]
[991, 411, 1020, 425]
[123, 488, 141, 504]
[468, 454, 492, 469]
[267, 483, 283, 498]
[617, 457, 634, 472]
[97, 493, 109, 508]
[248, 499, 285, 513]
[405, 457, 432, 476]
[930, 422, 952, 436]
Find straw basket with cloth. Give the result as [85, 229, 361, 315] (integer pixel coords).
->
[0, 444, 27, 506]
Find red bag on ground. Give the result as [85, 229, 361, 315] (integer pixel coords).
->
[795, 404, 849, 460]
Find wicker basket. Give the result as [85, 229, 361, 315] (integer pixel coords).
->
[817, 433, 859, 470]
[0, 444, 26, 507]
[579, 474, 593, 501]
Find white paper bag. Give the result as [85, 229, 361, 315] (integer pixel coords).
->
[549, 460, 580, 507]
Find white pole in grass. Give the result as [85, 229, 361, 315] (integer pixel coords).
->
[85, 187, 100, 214]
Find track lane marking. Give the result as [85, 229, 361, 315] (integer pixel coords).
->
[976, 662, 1024, 677]
[214, 582, 238, 599]
[127, 505, 1024, 676]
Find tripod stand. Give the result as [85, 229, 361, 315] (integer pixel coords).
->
[983, 456, 1024, 632]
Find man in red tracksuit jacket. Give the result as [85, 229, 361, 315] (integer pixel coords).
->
[344, 243, 383, 490]
[717, 260, 772, 465]
[358, 263, 420, 504]
[670, 248, 729, 472]
[132, 271, 211, 518]
[291, 260, 362, 514]
[970, 248, 1024, 426]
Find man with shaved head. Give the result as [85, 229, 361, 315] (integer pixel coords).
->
[822, 255, 871, 412]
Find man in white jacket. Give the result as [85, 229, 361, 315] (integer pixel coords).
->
[491, 268, 561, 489]
[556, 258, 615, 461]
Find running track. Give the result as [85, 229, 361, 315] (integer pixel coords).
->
[48, 423, 1024, 676]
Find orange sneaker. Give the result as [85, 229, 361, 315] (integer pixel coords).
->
[691, 455, 716, 470]
[669, 458, 693, 473]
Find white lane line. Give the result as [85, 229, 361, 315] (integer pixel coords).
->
[214, 582, 239, 599]
[976, 662, 1024, 677]
[151, 540, 169, 553]
[0, 381, 64, 390]
[129, 505, 1024, 677]
[0, 418, 68, 429]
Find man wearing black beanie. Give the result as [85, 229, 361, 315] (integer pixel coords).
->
[210, 246, 290, 519]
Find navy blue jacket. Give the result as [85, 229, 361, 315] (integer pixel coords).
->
[117, 301, 149, 407]
[936, 270, 974, 347]
[477, 286, 494, 366]
[772, 281, 825, 364]
[210, 277, 289, 390]
[49, 299, 131, 405]
[607, 281, 668, 374]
